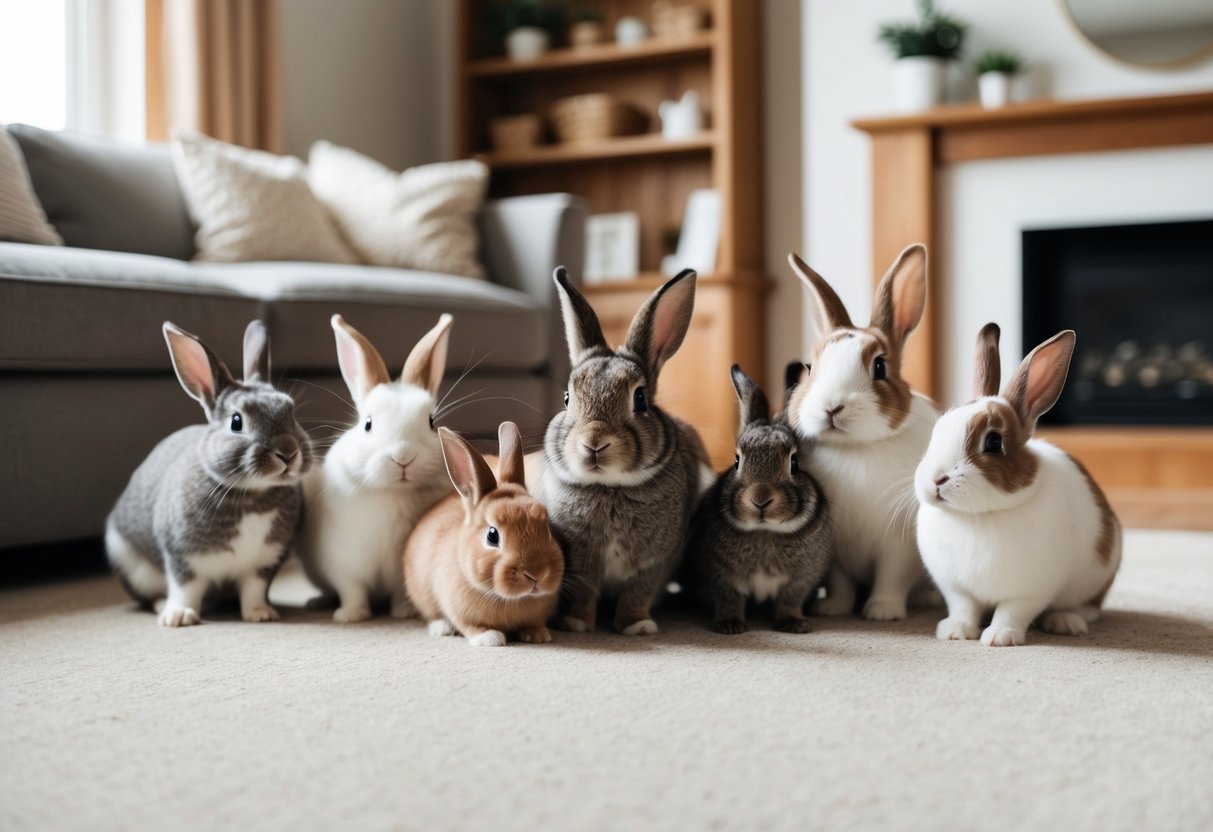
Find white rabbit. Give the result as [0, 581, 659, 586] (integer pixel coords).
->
[785, 245, 939, 620]
[297, 313, 454, 622]
[915, 323, 1122, 647]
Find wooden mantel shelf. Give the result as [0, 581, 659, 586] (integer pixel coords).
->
[853, 90, 1213, 163]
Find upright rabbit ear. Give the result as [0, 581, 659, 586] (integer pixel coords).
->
[242, 319, 271, 382]
[1004, 330, 1076, 434]
[163, 322, 235, 419]
[496, 421, 526, 488]
[788, 253, 852, 335]
[553, 266, 608, 365]
[730, 364, 770, 430]
[973, 322, 1001, 399]
[402, 313, 453, 397]
[438, 427, 497, 511]
[871, 243, 927, 351]
[332, 315, 390, 406]
[623, 268, 697, 380]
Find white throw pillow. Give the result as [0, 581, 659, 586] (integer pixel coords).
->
[0, 125, 63, 246]
[308, 141, 488, 279]
[172, 131, 357, 264]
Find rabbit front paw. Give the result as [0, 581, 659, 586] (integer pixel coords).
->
[981, 625, 1026, 647]
[862, 598, 907, 621]
[714, 618, 749, 635]
[1039, 610, 1089, 636]
[333, 605, 373, 623]
[619, 618, 658, 636]
[558, 616, 593, 633]
[936, 617, 979, 640]
[517, 626, 552, 644]
[158, 604, 200, 627]
[773, 617, 812, 634]
[467, 629, 507, 647]
[427, 619, 456, 637]
[242, 604, 280, 623]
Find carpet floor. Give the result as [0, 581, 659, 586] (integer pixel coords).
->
[2, 529, 1212, 831]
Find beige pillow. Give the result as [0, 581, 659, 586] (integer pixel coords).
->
[0, 125, 63, 246]
[172, 131, 357, 264]
[308, 141, 488, 279]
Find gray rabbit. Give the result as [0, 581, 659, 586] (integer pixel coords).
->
[686, 366, 833, 634]
[537, 267, 709, 635]
[105, 320, 313, 626]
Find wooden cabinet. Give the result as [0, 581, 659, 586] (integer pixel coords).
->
[454, 0, 765, 467]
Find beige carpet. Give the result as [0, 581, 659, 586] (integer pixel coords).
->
[2, 529, 1212, 831]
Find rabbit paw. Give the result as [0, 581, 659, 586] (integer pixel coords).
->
[773, 617, 812, 634]
[810, 595, 853, 617]
[936, 617, 979, 640]
[619, 618, 659, 636]
[158, 604, 200, 627]
[333, 605, 372, 624]
[427, 619, 456, 637]
[468, 629, 507, 647]
[390, 599, 417, 619]
[242, 605, 280, 623]
[981, 626, 1026, 647]
[862, 599, 907, 621]
[518, 626, 552, 644]
[558, 616, 593, 633]
[714, 618, 749, 635]
[1039, 610, 1089, 636]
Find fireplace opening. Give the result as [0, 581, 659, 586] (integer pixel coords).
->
[1023, 219, 1213, 426]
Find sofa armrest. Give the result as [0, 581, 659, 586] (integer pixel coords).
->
[478, 193, 586, 399]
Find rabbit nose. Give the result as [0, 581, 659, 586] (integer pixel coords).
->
[934, 474, 950, 487]
[826, 404, 845, 418]
[276, 451, 298, 465]
[522, 570, 539, 582]
[751, 497, 774, 509]
[583, 441, 611, 454]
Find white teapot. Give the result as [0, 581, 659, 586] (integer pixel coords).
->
[658, 90, 703, 140]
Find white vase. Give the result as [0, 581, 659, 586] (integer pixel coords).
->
[505, 26, 549, 61]
[979, 71, 1012, 109]
[894, 56, 944, 113]
[615, 16, 648, 48]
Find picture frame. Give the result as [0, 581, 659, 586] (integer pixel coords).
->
[584, 212, 640, 283]
[663, 188, 721, 277]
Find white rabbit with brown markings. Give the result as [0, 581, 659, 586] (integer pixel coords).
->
[785, 244, 939, 621]
[915, 323, 1122, 647]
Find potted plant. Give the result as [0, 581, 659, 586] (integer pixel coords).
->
[878, 0, 968, 112]
[489, 0, 565, 61]
[570, 6, 605, 49]
[976, 50, 1023, 109]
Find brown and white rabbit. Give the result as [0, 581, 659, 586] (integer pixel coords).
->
[106, 320, 313, 626]
[785, 245, 939, 620]
[915, 324, 1122, 647]
[537, 267, 711, 636]
[403, 422, 564, 647]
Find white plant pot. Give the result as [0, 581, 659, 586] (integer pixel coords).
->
[979, 71, 1012, 109]
[505, 26, 549, 61]
[894, 56, 945, 113]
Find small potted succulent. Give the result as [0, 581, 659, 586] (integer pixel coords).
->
[878, 0, 968, 112]
[570, 6, 605, 49]
[490, 0, 565, 61]
[976, 50, 1023, 109]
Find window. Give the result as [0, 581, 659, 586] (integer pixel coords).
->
[0, 0, 69, 130]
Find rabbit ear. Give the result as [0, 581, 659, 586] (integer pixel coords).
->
[553, 266, 608, 365]
[242, 319, 271, 382]
[496, 421, 526, 488]
[402, 313, 453, 397]
[973, 322, 1001, 399]
[331, 315, 390, 405]
[788, 253, 852, 334]
[871, 243, 927, 350]
[623, 268, 697, 379]
[438, 427, 497, 510]
[1004, 330, 1076, 433]
[730, 364, 770, 430]
[163, 322, 235, 418]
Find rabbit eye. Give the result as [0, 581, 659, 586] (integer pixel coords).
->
[873, 356, 887, 381]
[733, 454, 740, 471]
[563, 390, 570, 407]
[230, 413, 243, 433]
[428, 413, 435, 431]
[486, 526, 500, 547]
[633, 387, 648, 414]
[984, 431, 1003, 454]
[364, 417, 372, 433]
[790, 453, 800, 474]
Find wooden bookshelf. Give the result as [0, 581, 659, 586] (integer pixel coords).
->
[455, 1, 765, 467]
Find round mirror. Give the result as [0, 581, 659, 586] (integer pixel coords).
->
[1062, 0, 1213, 68]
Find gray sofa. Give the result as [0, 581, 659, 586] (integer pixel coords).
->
[0, 125, 586, 549]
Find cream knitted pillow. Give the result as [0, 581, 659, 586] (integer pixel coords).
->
[173, 131, 357, 264]
[0, 125, 62, 246]
[308, 141, 488, 279]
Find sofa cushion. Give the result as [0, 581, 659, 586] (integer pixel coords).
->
[8, 124, 195, 261]
[0, 244, 549, 373]
[0, 125, 63, 246]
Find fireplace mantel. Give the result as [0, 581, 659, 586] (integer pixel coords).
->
[852, 90, 1213, 529]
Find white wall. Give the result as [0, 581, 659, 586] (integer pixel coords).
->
[801, 0, 1213, 405]
[279, 0, 452, 169]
